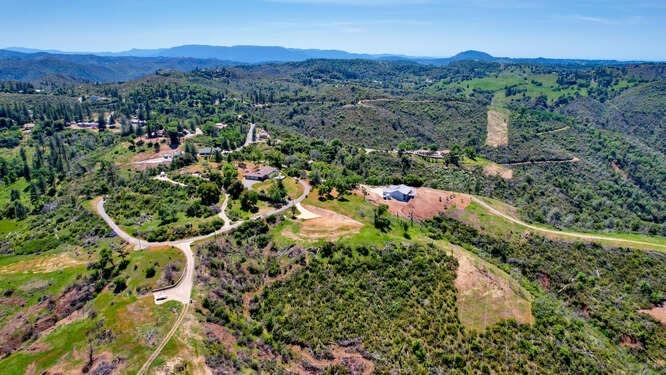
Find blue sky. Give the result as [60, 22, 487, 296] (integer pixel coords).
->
[2, 0, 665, 60]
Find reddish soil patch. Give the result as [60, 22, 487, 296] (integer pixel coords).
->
[284, 205, 362, 241]
[639, 303, 666, 325]
[362, 187, 470, 221]
[620, 334, 643, 349]
[204, 323, 237, 353]
[289, 344, 374, 375]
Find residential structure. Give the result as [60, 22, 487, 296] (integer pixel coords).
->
[245, 166, 278, 181]
[383, 184, 415, 202]
[197, 147, 221, 156]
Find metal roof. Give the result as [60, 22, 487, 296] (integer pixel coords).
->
[384, 184, 414, 195]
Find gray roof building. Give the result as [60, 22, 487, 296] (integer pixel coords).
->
[383, 184, 415, 202]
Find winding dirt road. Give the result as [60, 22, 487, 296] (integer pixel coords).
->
[471, 196, 666, 251]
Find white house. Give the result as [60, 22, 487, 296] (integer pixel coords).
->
[383, 185, 415, 202]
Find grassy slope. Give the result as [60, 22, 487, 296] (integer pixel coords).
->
[468, 197, 666, 252]
[0, 246, 185, 374]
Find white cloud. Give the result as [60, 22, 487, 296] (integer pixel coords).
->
[570, 14, 644, 25]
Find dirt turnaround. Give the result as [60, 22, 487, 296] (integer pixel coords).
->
[486, 109, 509, 147]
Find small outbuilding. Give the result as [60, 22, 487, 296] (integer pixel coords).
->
[383, 184, 415, 202]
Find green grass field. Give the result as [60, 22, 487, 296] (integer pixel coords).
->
[430, 69, 587, 106]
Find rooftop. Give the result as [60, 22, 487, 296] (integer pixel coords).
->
[384, 184, 414, 195]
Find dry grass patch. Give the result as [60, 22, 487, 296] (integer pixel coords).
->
[283, 205, 362, 241]
[445, 243, 533, 331]
[486, 108, 509, 147]
[483, 162, 513, 180]
[0, 252, 87, 274]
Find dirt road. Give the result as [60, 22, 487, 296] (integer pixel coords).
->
[500, 157, 580, 166]
[471, 196, 666, 251]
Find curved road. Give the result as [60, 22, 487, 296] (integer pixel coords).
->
[94, 180, 311, 374]
[471, 196, 666, 251]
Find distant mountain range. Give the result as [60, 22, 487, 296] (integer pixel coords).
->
[0, 50, 231, 83]
[4, 44, 645, 65]
[0, 45, 652, 84]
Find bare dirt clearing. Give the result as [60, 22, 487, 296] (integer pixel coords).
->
[448, 244, 533, 331]
[129, 143, 182, 170]
[483, 163, 513, 180]
[486, 109, 509, 147]
[639, 304, 666, 325]
[362, 187, 471, 221]
[283, 205, 362, 240]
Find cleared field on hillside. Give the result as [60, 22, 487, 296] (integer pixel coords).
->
[444, 242, 533, 331]
[486, 108, 509, 147]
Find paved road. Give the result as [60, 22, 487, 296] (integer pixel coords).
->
[96, 183, 310, 304]
[244, 123, 256, 147]
[471, 196, 666, 251]
[94, 180, 311, 374]
[153, 241, 194, 305]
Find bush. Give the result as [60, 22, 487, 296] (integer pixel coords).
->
[145, 266, 156, 278]
[113, 277, 127, 293]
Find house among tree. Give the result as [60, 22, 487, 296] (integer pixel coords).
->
[197, 147, 221, 156]
[383, 184, 415, 202]
[245, 166, 278, 181]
